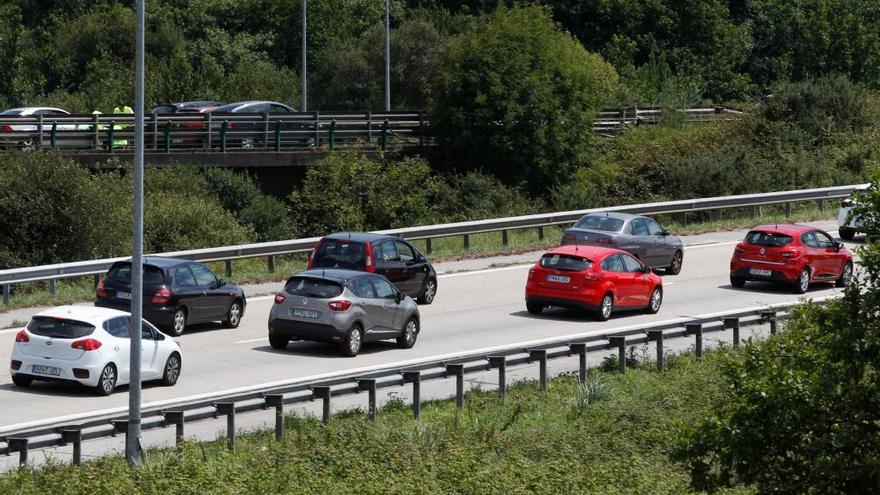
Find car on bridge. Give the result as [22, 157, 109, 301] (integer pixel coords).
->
[10, 305, 182, 395]
[95, 257, 246, 336]
[308, 232, 438, 304]
[561, 212, 684, 275]
[0, 107, 91, 149]
[525, 245, 663, 321]
[209, 100, 313, 148]
[268, 269, 420, 356]
[837, 184, 871, 240]
[729, 224, 853, 293]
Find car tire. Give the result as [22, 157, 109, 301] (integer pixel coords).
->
[396, 317, 419, 349]
[730, 275, 746, 288]
[793, 267, 810, 294]
[222, 300, 243, 328]
[645, 287, 662, 314]
[526, 302, 544, 315]
[161, 352, 182, 386]
[95, 363, 117, 396]
[836, 262, 853, 288]
[417, 278, 437, 305]
[665, 250, 683, 275]
[269, 334, 289, 350]
[341, 324, 363, 357]
[839, 227, 856, 241]
[595, 293, 613, 321]
[168, 308, 187, 337]
[12, 374, 33, 387]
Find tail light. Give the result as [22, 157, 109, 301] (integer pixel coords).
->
[71, 338, 102, 351]
[15, 330, 29, 343]
[151, 286, 172, 305]
[11, 360, 21, 370]
[734, 243, 746, 255]
[307, 241, 320, 269]
[781, 250, 801, 259]
[364, 243, 375, 272]
[328, 300, 352, 312]
[841, 198, 854, 208]
[0, 125, 12, 132]
[596, 237, 613, 244]
[528, 268, 536, 281]
[97, 279, 109, 298]
[274, 292, 286, 304]
[562, 233, 576, 244]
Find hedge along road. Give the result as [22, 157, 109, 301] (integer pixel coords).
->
[0, 220, 855, 429]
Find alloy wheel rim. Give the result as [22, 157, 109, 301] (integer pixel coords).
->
[673, 252, 682, 271]
[350, 329, 361, 353]
[800, 270, 810, 291]
[174, 311, 185, 332]
[406, 320, 417, 344]
[424, 281, 436, 302]
[844, 265, 853, 285]
[166, 356, 180, 382]
[229, 304, 241, 325]
[651, 289, 662, 311]
[102, 366, 115, 393]
[602, 296, 612, 318]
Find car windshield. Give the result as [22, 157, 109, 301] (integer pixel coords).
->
[27, 316, 95, 339]
[284, 277, 344, 299]
[746, 231, 793, 247]
[540, 254, 593, 271]
[312, 239, 367, 269]
[0, 109, 24, 115]
[573, 215, 625, 232]
[107, 263, 166, 285]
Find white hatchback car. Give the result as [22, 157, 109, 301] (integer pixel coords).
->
[10, 306, 182, 395]
[838, 184, 870, 240]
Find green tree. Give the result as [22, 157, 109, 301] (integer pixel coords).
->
[430, 5, 618, 193]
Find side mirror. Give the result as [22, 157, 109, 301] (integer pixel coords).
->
[834, 241, 844, 251]
[642, 264, 652, 274]
[217, 278, 227, 287]
[660, 229, 671, 236]
[395, 291, 404, 304]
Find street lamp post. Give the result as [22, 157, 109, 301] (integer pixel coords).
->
[301, 0, 308, 112]
[385, 0, 390, 111]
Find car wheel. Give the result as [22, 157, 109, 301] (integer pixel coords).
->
[839, 227, 856, 241]
[240, 138, 255, 149]
[595, 293, 613, 321]
[836, 262, 853, 288]
[12, 374, 33, 387]
[730, 274, 746, 288]
[396, 317, 419, 349]
[526, 302, 544, 315]
[417, 278, 437, 305]
[19, 138, 35, 151]
[222, 300, 243, 328]
[161, 352, 182, 386]
[793, 267, 810, 294]
[168, 308, 187, 336]
[645, 287, 662, 314]
[269, 334, 289, 350]
[95, 363, 117, 396]
[341, 324, 363, 357]
[665, 250, 683, 275]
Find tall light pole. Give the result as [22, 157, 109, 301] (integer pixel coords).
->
[126, 0, 145, 467]
[384, 0, 390, 111]
[301, 0, 308, 112]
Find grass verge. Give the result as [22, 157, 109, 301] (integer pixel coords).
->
[0, 352, 751, 494]
[0, 201, 834, 317]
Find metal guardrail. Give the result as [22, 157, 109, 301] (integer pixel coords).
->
[0, 298, 823, 465]
[0, 183, 863, 305]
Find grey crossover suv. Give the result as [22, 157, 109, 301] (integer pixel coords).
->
[561, 212, 684, 274]
[268, 269, 420, 357]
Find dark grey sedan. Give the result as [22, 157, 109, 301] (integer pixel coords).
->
[561, 212, 684, 274]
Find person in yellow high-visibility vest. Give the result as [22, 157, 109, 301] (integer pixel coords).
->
[112, 101, 133, 148]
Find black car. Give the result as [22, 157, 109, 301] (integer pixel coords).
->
[209, 100, 312, 148]
[307, 232, 438, 304]
[95, 257, 246, 336]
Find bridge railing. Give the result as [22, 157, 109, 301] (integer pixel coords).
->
[0, 183, 862, 305]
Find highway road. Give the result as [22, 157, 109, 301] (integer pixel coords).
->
[0, 220, 856, 431]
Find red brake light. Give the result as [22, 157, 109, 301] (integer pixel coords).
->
[528, 268, 536, 281]
[781, 250, 801, 259]
[15, 330, 29, 343]
[562, 233, 576, 244]
[97, 279, 108, 298]
[364, 243, 374, 272]
[71, 338, 102, 351]
[151, 286, 172, 305]
[0, 124, 12, 132]
[328, 300, 352, 312]
[307, 241, 320, 269]
[596, 237, 612, 244]
[274, 292, 286, 304]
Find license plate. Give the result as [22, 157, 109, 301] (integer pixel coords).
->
[547, 274, 571, 283]
[116, 291, 131, 300]
[749, 268, 772, 277]
[32, 365, 61, 376]
[291, 308, 319, 319]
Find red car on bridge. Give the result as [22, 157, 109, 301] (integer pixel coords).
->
[729, 224, 853, 293]
[525, 245, 663, 321]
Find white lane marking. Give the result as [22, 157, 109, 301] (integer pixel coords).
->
[0, 328, 21, 335]
[684, 240, 740, 250]
[248, 295, 275, 302]
[440, 264, 532, 278]
[0, 294, 838, 434]
[236, 337, 268, 344]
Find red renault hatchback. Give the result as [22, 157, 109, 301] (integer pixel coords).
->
[525, 245, 663, 321]
[729, 224, 853, 293]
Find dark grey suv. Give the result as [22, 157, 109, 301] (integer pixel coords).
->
[561, 212, 684, 274]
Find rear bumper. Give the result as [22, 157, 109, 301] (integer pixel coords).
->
[731, 267, 797, 284]
[268, 319, 346, 343]
[11, 357, 103, 387]
[525, 294, 600, 312]
[94, 299, 176, 326]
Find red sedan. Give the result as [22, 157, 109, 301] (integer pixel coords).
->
[729, 224, 853, 293]
[525, 245, 663, 321]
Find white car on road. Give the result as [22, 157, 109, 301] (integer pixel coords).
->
[10, 306, 182, 395]
[838, 184, 870, 240]
[0, 107, 92, 149]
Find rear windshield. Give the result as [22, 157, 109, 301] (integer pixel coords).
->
[746, 231, 793, 247]
[313, 239, 367, 269]
[574, 215, 624, 232]
[107, 263, 166, 285]
[540, 254, 593, 271]
[27, 316, 95, 339]
[284, 277, 344, 299]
